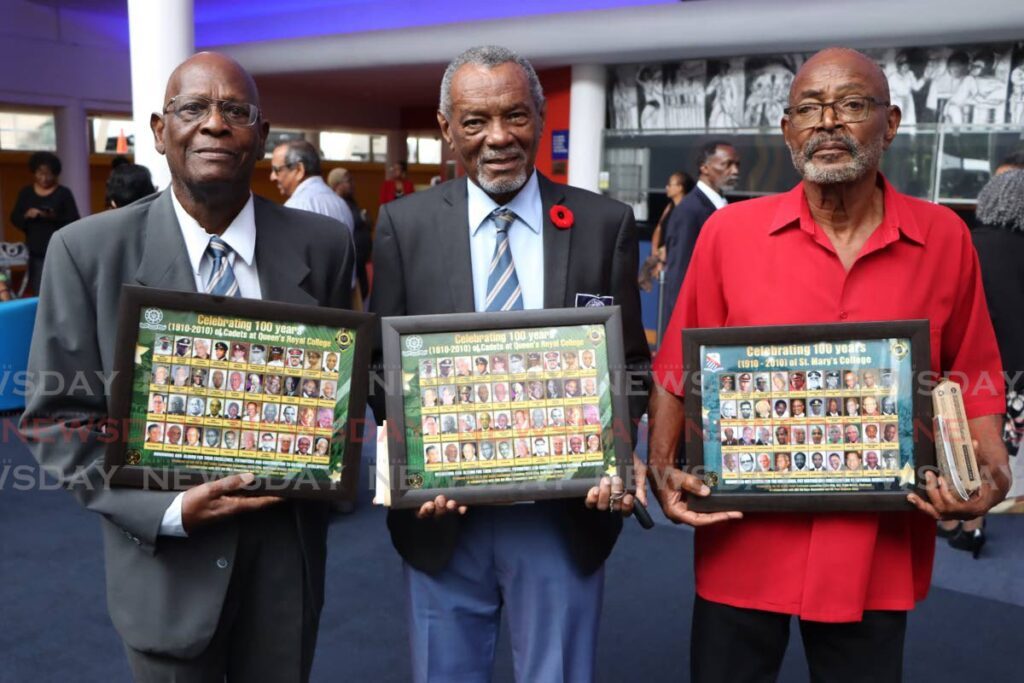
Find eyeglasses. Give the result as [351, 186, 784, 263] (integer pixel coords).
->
[783, 96, 889, 129]
[163, 95, 261, 127]
[271, 162, 296, 175]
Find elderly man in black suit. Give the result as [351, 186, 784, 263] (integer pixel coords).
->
[21, 52, 352, 682]
[661, 140, 741, 324]
[371, 45, 650, 682]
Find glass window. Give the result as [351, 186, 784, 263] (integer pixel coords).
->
[320, 131, 371, 161]
[90, 116, 135, 154]
[416, 137, 442, 164]
[370, 135, 388, 163]
[0, 110, 56, 151]
[265, 129, 306, 155]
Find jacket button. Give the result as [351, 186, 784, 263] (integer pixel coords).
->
[839, 311, 848, 320]
[216, 557, 229, 569]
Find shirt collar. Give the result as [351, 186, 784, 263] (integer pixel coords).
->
[170, 189, 257, 275]
[767, 173, 925, 246]
[696, 180, 728, 209]
[468, 170, 541, 235]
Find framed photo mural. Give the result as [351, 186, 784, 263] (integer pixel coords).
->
[105, 286, 375, 501]
[684, 320, 935, 511]
[381, 308, 634, 508]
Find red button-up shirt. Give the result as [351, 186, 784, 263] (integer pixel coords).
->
[653, 176, 1004, 622]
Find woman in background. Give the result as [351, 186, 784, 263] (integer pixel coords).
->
[10, 151, 79, 294]
[640, 171, 695, 291]
[105, 163, 156, 208]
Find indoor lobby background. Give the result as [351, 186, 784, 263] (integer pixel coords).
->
[1, 1, 1022, 681]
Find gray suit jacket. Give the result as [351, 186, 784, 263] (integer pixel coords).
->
[20, 190, 353, 658]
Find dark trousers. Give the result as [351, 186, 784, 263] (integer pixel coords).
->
[691, 595, 907, 683]
[124, 505, 319, 682]
[28, 253, 45, 296]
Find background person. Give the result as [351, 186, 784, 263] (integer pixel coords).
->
[943, 166, 1024, 557]
[9, 151, 80, 294]
[105, 163, 157, 208]
[327, 166, 372, 300]
[660, 140, 740, 322]
[640, 171, 694, 291]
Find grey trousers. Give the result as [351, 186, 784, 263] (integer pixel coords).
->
[124, 504, 319, 683]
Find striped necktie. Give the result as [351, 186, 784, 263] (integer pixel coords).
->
[484, 208, 523, 312]
[204, 236, 240, 297]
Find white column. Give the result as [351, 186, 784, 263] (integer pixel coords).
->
[128, 0, 194, 190]
[54, 101, 91, 218]
[567, 64, 606, 193]
[385, 130, 408, 168]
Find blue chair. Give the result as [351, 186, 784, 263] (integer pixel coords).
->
[0, 297, 38, 412]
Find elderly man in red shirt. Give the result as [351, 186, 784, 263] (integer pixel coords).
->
[648, 47, 1011, 682]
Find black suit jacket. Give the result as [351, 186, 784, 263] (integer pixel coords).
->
[370, 174, 650, 575]
[662, 186, 717, 321]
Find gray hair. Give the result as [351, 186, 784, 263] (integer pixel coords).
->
[279, 139, 321, 177]
[439, 46, 545, 119]
[976, 169, 1024, 232]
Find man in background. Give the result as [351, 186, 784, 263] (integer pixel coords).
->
[271, 139, 358, 306]
[328, 166, 372, 301]
[661, 140, 740, 320]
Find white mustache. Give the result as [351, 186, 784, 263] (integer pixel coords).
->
[480, 147, 525, 163]
[804, 135, 856, 159]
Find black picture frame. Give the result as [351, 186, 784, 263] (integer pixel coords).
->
[105, 285, 375, 502]
[683, 320, 934, 512]
[381, 307, 633, 508]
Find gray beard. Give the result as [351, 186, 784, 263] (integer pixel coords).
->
[476, 167, 529, 196]
[789, 132, 883, 184]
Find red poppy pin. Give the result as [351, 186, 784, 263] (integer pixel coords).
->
[550, 205, 574, 229]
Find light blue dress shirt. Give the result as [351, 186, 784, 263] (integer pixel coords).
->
[466, 171, 544, 312]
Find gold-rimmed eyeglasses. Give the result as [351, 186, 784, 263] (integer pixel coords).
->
[163, 96, 261, 127]
[783, 96, 890, 130]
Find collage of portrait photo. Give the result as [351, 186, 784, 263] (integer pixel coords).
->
[714, 367, 902, 481]
[143, 334, 343, 467]
[415, 349, 605, 470]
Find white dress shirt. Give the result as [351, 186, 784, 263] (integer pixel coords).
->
[696, 179, 728, 210]
[286, 176, 356, 286]
[160, 191, 263, 537]
[467, 171, 544, 312]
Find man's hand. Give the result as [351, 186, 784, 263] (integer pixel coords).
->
[908, 416, 1011, 521]
[907, 470, 1003, 521]
[646, 382, 742, 527]
[586, 453, 647, 516]
[181, 472, 283, 533]
[652, 466, 743, 526]
[416, 495, 467, 519]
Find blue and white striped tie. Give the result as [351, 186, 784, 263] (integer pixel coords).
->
[484, 208, 523, 312]
[204, 236, 240, 297]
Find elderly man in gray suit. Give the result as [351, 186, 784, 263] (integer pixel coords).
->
[20, 52, 352, 682]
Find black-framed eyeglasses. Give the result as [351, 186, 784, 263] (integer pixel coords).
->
[163, 95, 261, 127]
[270, 162, 297, 175]
[783, 96, 890, 129]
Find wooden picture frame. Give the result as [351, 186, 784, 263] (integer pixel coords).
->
[381, 307, 633, 508]
[683, 320, 934, 512]
[105, 285, 375, 501]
